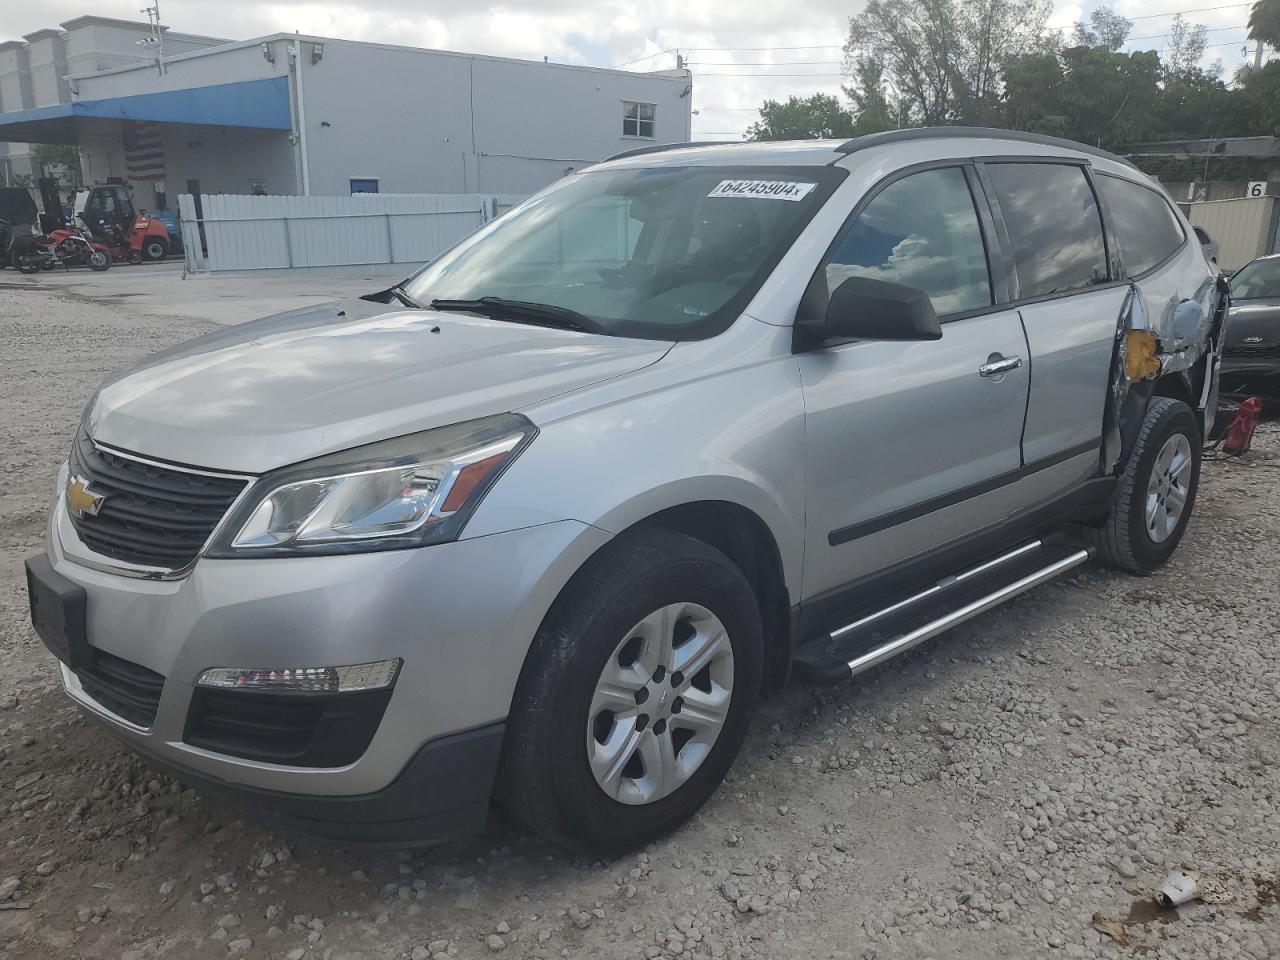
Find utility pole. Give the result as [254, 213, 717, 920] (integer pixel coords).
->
[139, 3, 166, 75]
[1254, 38, 1264, 72]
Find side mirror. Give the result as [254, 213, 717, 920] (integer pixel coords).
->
[799, 276, 942, 344]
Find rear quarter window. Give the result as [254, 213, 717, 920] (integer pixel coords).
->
[985, 163, 1108, 299]
[1096, 175, 1186, 277]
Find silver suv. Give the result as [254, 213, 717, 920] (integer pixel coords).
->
[27, 128, 1225, 854]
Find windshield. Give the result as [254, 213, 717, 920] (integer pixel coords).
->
[401, 165, 845, 340]
[1231, 258, 1280, 301]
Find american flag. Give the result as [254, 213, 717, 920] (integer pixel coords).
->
[122, 120, 165, 181]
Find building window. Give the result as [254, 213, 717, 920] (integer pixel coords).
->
[623, 102, 656, 139]
[248, 178, 267, 196]
[350, 178, 380, 194]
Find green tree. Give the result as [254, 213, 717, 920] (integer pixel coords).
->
[1164, 14, 1209, 75]
[1248, 0, 1280, 49]
[1235, 60, 1280, 134]
[844, 0, 1050, 126]
[746, 93, 855, 141]
[1072, 7, 1131, 51]
[30, 143, 83, 187]
[846, 59, 896, 134]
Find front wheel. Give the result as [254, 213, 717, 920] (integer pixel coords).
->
[88, 249, 111, 271]
[143, 237, 168, 261]
[1083, 396, 1201, 573]
[502, 527, 763, 856]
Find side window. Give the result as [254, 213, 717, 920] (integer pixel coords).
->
[986, 163, 1108, 299]
[824, 166, 991, 317]
[1095, 175, 1186, 276]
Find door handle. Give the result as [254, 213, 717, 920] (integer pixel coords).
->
[979, 355, 1023, 378]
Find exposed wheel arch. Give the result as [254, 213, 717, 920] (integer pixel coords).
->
[631, 501, 793, 693]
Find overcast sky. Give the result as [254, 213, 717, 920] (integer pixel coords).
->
[3, 0, 1271, 139]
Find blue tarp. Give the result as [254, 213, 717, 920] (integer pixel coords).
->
[0, 76, 291, 131]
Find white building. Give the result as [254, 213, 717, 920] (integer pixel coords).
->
[0, 15, 693, 209]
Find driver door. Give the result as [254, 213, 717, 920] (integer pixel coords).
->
[799, 163, 1034, 600]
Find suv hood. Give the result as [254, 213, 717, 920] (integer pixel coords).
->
[87, 297, 672, 473]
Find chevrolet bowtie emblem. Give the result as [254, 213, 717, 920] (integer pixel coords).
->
[66, 475, 106, 518]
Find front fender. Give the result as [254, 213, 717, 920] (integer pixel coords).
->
[466, 348, 807, 600]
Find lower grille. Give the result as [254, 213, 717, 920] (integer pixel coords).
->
[184, 688, 392, 767]
[75, 650, 165, 728]
[68, 432, 248, 571]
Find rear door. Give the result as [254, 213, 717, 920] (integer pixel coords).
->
[799, 163, 1033, 599]
[978, 160, 1126, 500]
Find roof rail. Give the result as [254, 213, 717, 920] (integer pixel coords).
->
[834, 126, 1137, 170]
[605, 140, 739, 162]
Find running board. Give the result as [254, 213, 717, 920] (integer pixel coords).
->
[793, 540, 1090, 683]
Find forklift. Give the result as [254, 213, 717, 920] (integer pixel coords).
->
[70, 183, 172, 264]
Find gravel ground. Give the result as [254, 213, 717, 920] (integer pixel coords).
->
[1, 282, 1278, 960]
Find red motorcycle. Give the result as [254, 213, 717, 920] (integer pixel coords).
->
[12, 225, 111, 273]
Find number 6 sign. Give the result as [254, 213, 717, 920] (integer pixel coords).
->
[1247, 181, 1268, 198]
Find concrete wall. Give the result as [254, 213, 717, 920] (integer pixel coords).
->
[76, 40, 288, 97]
[291, 39, 691, 196]
[79, 122, 296, 208]
[77, 37, 691, 197]
[1186, 196, 1280, 271]
[23, 30, 71, 108]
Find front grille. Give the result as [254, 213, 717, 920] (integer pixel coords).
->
[68, 433, 248, 570]
[75, 650, 165, 728]
[184, 688, 392, 767]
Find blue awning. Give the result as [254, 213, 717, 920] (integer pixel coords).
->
[0, 76, 291, 142]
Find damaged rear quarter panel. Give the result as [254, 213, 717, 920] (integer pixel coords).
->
[1102, 241, 1224, 473]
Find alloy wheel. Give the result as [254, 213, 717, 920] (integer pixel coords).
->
[1145, 433, 1193, 543]
[586, 602, 734, 805]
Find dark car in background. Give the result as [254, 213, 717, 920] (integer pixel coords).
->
[1222, 254, 1280, 402]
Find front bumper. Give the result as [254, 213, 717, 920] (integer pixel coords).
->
[1220, 357, 1280, 401]
[79, 705, 507, 844]
[41, 479, 610, 833]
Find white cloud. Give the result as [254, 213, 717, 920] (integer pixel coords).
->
[2, 0, 1266, 140]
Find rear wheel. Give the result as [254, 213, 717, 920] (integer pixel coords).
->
[1082, 397, 1201, 573]
[143, 237, 167, 261]
[502, 527, 763, 856]
[15, 255, 42, 275]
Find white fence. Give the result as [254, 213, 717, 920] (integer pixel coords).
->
[177, 192, 527, 273]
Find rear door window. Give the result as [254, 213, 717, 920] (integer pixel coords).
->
[1095, 175, 1185, 276]
[985, 163, 1108, 299]
[824, 166, 992, 317]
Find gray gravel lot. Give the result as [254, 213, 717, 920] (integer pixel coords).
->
[1, 280, 1278, 960]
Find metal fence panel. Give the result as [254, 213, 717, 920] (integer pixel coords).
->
[177, 191, 528, 273]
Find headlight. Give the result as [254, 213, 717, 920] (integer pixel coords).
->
[206, 413, 535, 557]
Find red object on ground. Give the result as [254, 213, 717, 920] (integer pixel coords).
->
[1222, 396, 1262, 456]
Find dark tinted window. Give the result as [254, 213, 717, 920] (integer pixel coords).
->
[987, 163, 1108, 298]
[825, 166, 991, 316]
[1096, 175, 1185, 276]
[1230, 258, 1280, 300]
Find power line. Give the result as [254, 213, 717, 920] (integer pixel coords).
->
[611, 48, 675, 68]
[1125, 1, 1252, 20]
[688, 60, 844, 66]
[1128, 23, 1247, 40]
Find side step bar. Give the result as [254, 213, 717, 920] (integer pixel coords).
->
[794, 540, 1090, 683]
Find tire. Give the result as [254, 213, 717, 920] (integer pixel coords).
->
[88, 250, 110, 271]
[127, 249, 143, 265]
[1082, 397, 1201, 573]
[15, 255, 42, 275]
[143, 237, 167, 261]
[502, 527, 763, 856]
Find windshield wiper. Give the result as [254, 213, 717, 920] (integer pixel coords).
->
[429, 296, 607, 335]
[389, 285, 424, 309]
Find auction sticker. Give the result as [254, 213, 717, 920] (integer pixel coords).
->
[708, 179, 817, 202]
